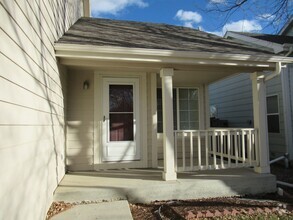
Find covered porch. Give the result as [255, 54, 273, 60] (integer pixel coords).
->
[56, 49, 285, 180]
[54, 18, 292, 184]
[58, 56, 276, 181]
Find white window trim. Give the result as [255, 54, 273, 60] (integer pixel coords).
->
[158, 87, 199, 132]
[266, 94, 280, 133]
[176, 87, 199, 131]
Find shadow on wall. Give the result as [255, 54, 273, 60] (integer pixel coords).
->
[66, 70, 94, 171]
[0, 0, 82, 219]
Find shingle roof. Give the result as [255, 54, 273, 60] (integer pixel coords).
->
[232, 32, 293, 44]
[57, 17, 274, 55]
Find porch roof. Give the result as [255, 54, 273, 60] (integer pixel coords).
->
[57, 17, 272, 56]
[55, 18, 293, 84]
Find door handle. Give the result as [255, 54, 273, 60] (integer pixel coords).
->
[103, 116, 106, 122]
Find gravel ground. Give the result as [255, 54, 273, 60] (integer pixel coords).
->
[130, 196, 293, 220]
[46, 201, 74, 220]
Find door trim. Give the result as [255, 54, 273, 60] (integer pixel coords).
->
[102, 77, 140, 162]
[94, 71, 148, 169]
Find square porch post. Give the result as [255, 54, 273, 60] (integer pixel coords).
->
[251, 73, 270, 173]
[160, 68, 177, 181]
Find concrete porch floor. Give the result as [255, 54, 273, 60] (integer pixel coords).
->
[54, 168, 276, 203]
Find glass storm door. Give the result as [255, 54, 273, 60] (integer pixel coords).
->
[102, 78, 140, 162]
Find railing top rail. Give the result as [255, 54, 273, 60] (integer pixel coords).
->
[175, 128, 257, 133]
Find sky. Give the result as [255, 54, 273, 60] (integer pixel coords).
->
[90, 0, 291, 36]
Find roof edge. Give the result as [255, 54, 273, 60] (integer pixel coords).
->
[224, 31, 285, 54]
[55, 43, 293, 64]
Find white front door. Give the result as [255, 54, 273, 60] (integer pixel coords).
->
[102, 77, 140, 162]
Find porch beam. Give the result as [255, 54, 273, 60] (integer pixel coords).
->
[160, 68, 177, 181]
[251, 73, 270, 173]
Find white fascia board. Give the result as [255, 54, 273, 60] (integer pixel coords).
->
[54, 43, 293, 65]
[225, 32, 284, 54]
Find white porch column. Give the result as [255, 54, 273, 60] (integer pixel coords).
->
[251, 73, 270, 173]
[199, 84, 210, 130]
[160, 68, 177, 181]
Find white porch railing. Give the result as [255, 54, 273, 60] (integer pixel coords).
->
[174, 128, 259, 172]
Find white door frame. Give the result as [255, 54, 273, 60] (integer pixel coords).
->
[102, 77, 140, 162]
[94, 71, 148, 169]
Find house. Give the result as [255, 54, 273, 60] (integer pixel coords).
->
[0, 0, 90, 219]
[1, 1, 292, 219]
[210, 18, 293, 164]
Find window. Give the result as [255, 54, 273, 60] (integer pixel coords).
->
[266, 95, 280, 133]
[157, 88, 199, 132]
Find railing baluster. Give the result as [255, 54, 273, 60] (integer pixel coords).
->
[190, 131, 193, 171]
[198, 131, 201, 170]
[175, 131, 178, 171]
[255, 129, 259, 166]
[252, 130, 255, 161]
[213, 131, 217, 169]
[227, 130, 231, 168]
[182, 131, 185, 171]
[248, 130, 252, 166]
[220, 131, 224, 168]
[242, 130, 246, 166]
[235, 131, 239, 167]
[205, 130, 208, 168]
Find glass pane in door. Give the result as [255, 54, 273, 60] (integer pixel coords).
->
[110, 85, 133, 112]
[110, 114, 134, 141]
[109, 85, 134, 141]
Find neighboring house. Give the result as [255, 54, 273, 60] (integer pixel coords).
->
[209, 18, 293, 163]
[0, 1, 90, 219]
[1, 1, 292, 219]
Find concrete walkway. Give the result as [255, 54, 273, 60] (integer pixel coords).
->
[54, 168, 276, 203]
[51, 200, 133, 220]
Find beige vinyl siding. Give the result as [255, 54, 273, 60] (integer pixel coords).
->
[209, 73, 254, 128]
[66, 69, 94, 171]
[0, 1, 82, 219]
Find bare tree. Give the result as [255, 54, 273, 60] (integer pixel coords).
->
[202, 0, 292, 33]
